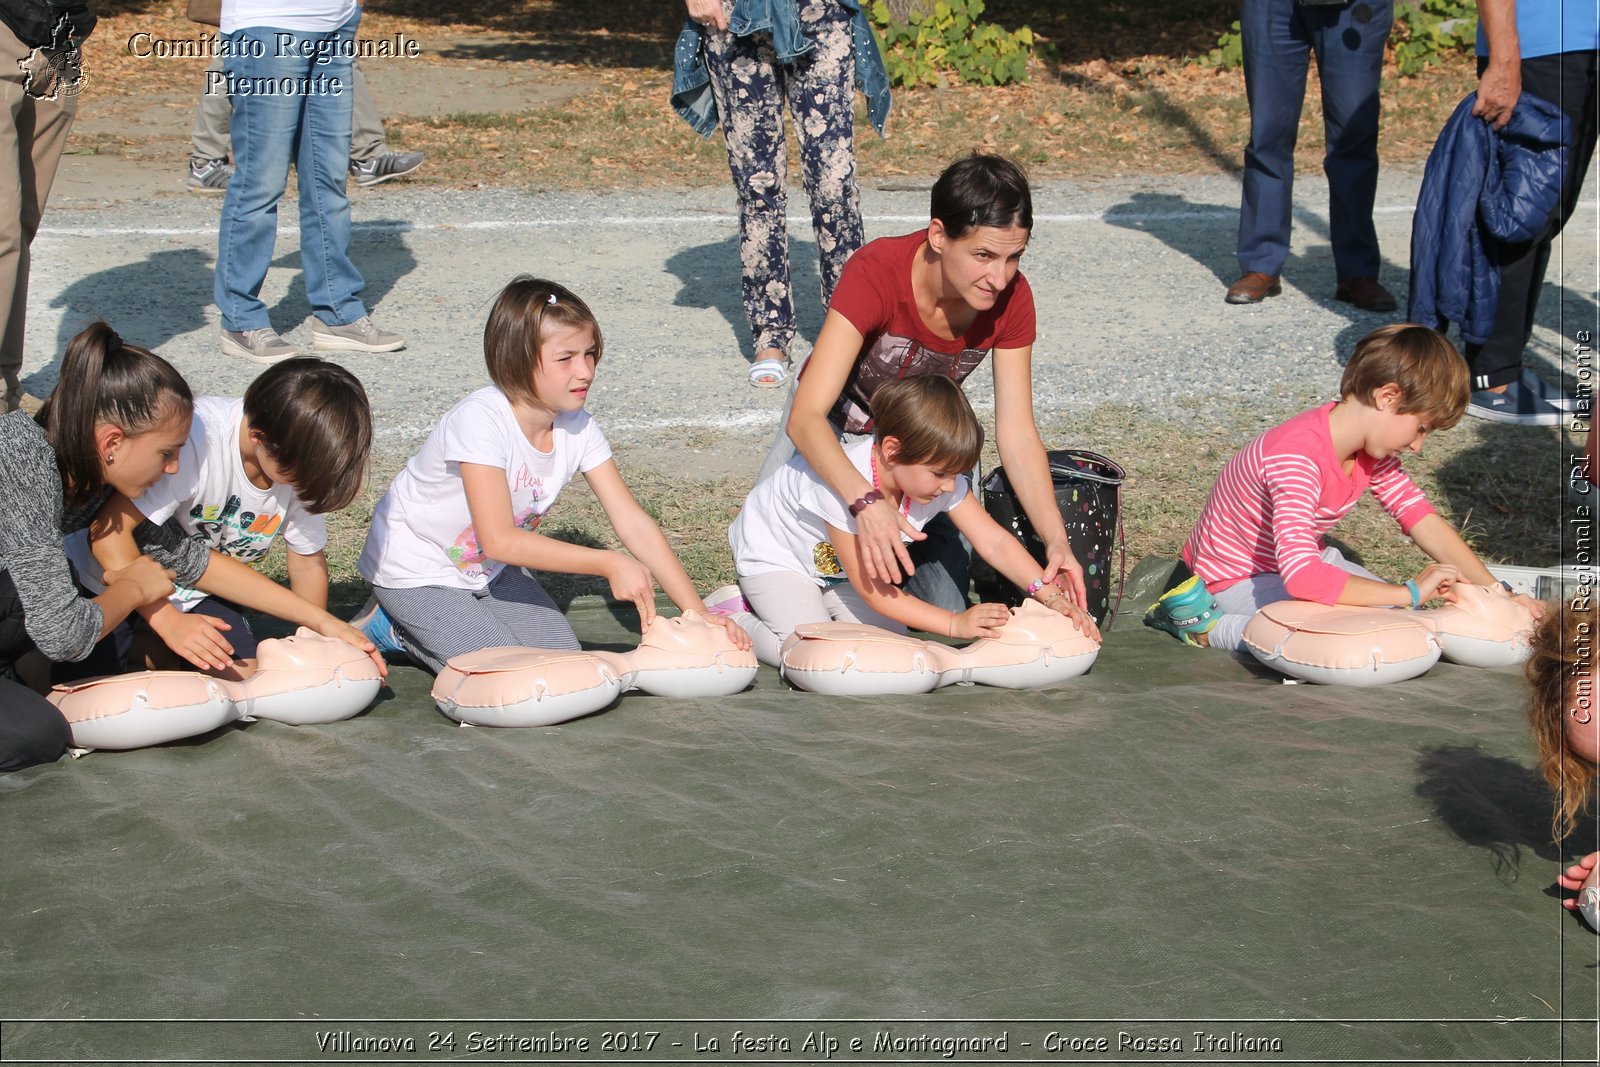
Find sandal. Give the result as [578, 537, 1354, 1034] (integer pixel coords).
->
[747, 356, 790, 389]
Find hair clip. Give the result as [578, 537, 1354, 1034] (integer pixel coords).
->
[547, 293, 558, 305]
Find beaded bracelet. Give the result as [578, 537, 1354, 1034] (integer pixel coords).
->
[848, 489, 884, 517]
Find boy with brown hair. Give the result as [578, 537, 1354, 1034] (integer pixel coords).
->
[1148, 323, 1544, 650]
[713, 375, 1099, 666]
[70, 357, 379, 676]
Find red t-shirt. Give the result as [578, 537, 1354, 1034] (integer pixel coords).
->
[822, 230, 1037, 433]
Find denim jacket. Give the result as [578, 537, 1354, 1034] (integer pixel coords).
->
[671, 0, 891, 138]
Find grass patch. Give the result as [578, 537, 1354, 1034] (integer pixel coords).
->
[87, 2, 1479, 189]
[278, 403, 1571, 623]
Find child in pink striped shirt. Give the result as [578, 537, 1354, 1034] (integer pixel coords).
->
[1148, 323, 1544, 651]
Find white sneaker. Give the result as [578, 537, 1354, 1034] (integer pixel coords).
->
[311, 316, 405, 353]
[220, 327, 300, 365]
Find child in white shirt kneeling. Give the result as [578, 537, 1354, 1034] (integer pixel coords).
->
[715, 375, 1100, 666]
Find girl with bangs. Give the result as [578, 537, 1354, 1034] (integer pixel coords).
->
[356, 277, 748, 674]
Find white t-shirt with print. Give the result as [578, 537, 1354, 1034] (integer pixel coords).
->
[729, 437, 966, 586]
[65, 396, 328, 612]
[359, 385, 614, 591]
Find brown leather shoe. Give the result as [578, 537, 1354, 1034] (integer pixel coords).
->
[1224, 271, 1281, 304]
[1335, 276, 1397, 312]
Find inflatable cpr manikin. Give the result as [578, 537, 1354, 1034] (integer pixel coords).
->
[779, 598, 1100, 697]
[1243, 602, 1442, 687]
[1243, 585, 1536, 686]
[1580, 863, 1600, 934]
[1414, 581, 1536, 668]
[50, 628, 383, 752]
[430, 610, 758, 727]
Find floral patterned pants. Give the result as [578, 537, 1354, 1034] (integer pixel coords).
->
[702, 0, 863, 358]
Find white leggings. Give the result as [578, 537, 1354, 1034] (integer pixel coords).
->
[731, 570, 900, 667]
[1206, 546, 1381, 652]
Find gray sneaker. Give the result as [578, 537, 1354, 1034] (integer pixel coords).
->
[1521, 367, 1584, 413]
[220, 327, 300, 365]
[188, 157, 234, 193]
[349, 150, 425, 188]
[312, 316, 405, 353]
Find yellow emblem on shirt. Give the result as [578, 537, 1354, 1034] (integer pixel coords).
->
[813, 541, 842, 576]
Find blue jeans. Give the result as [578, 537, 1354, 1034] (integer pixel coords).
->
[1237, 0, 1392, 281]
[215, 9, 367, 332]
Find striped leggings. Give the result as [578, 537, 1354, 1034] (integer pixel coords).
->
[371, 567, 579, 674]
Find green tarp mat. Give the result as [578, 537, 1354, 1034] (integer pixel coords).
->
[3, 561, 1596, 1064]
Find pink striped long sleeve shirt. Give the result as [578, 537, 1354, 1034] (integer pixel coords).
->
[1181, 403, 1435, 604]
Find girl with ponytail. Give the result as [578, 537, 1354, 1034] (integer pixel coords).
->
[0, 323, 210, 772]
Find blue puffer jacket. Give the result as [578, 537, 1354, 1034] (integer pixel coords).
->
[1408, 91, 1570, 346]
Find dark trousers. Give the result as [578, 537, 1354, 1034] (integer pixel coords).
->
[1466, 50, 1600, 389]
[902, 512, 972, 613]
[0, 569, 69, 773]
[129, 597, 259, 663]
[1237, 0, 1392, 281]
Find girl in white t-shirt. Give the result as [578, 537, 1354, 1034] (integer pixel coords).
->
[356, 277, 749, 673]
[713, 376, 1100, 666]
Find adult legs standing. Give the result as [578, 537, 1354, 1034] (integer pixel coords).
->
[191, 56, 230, 163]
[704, 23, 795, 362]
[193, 57, 389, 167]
[702, 0, 865, 377]
[1236, 0, 1312, 283]
[1313, 0, 1391, 284]
[784, 0, 863, 315]
[294, 10, 367, 330]
[1234, 0, 1388, 304]
[1466, 50, 1600, 391]
[215, 10, 369, 337]
[347, 65, 389, 163]
[0, 23, 77, 411]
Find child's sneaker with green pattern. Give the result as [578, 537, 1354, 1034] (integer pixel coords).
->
[1144, 575, 1219, 646]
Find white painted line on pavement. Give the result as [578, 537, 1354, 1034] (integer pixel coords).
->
[36, 200, 1507, 239]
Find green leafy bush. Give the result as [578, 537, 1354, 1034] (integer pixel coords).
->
[1196, 18, 1242, 70]
[868, 0, 1034, 88]
[1393, 0, 1478, 75]
[1196, 1, 1477, 76]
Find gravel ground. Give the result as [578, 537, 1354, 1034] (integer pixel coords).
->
[23, 167, 1598, 478]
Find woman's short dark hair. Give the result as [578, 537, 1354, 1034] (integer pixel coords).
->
[37, 321, 193, 509]
[930, 153, 1033, 239]
[869, 375, 983, 474]
[243, 357, 372, 513]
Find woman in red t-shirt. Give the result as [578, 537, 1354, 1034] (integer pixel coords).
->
[782, 154, 1086, 612]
